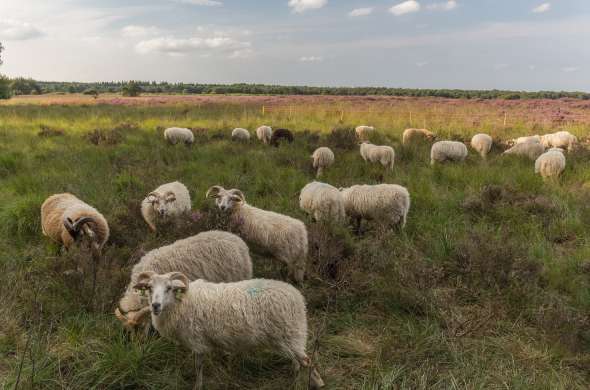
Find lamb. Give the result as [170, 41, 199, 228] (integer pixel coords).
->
[355, 125, 375, 141]
[339, 184, 410, 232]
[402, 128, 437, 145]
[115, 230, 253, 331]
[206, 186, 308, 283]
[430, 141, 468, 165]
[231, 128, 251, 142]
[256, 125, 273, 144]
[311, 147, 335, 178]
[502, 142, 545, 160]
[541, 131, 578, 152]
[133, 272, 325, 390]
[41, 193, 109, 257]
[164, 127, 194, 145]
[470, 133, 493, 159]
[535, 148, 566, 180]
[141, 181, 191, 232]
[359, 142, 395, 170]
[299, 181, 345, 223]
[270, 128, 294, 147]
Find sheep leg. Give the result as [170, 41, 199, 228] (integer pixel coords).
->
[193, 353, 204, 390]
[295, 352, 325, 389]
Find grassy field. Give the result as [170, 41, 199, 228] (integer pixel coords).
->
[1, 95, 590, 389]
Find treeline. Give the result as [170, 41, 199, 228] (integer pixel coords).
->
[1, 79, 590, 100]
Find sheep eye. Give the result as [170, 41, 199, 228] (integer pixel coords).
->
[166, 287, 172, 292]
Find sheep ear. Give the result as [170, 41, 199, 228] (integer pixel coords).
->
[165, 191, 176, 202]
[206, 186, 224, 199]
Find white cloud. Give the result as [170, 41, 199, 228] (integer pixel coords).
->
[494, 63, 509, 70]
[172, 0, 223, 6]
[299, 56, 323, 62]
[427, 1, 457, 11]
[0, 19, 43, 40]
[562, 66, 579, 73]
[389, 1, 421, 16]
[349, 7, 374, 17]
[416, 61, 428, 67]
[289, 0, 328, 13]
[529, 65, 537, 70]
[136, 34, 251, 57]
[229, 48, 254, 59]
[532, 3, 550, 13]
[121, 25, 160, 38]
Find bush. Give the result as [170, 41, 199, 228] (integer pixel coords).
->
[121, 81, 142, 97]
[0, 74, 10, 99]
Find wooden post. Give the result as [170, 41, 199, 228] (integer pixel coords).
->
[503, 112, 507, 128]
[262, 105, 265, 116]
[340, 109, 344, 122]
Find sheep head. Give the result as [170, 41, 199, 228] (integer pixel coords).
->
[134, 272, 189, 316]
[64, 216, 95, 242]
[146, 191, 177, 217]
[207, 186, 245, 212]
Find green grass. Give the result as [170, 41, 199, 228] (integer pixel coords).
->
[1, 101, 590, 389]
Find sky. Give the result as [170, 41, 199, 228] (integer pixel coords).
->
[0, 0, 588, 91]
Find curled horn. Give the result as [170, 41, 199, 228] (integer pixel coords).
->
[63, 216, 94, 239]
[169, 272, 190, 292]
[133, 271, 156, 291]
[229, 189, 245, 202]
[164, 191, 176, 202]
[146, 192, 159, 203]
[206, 185, 224, 199]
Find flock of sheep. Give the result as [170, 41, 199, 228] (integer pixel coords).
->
[38, 123, 579, 389]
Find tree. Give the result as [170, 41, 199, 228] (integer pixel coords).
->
[0, 42, 10, 99]
[10, 78, 41, 95]
[121, 81, 142, 97]
[0, 42, 3, 65]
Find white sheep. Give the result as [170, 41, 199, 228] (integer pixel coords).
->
[164, 127, 194, 145]
[206, 186, 308, 283]
[355, 125, 375, 141]
[339, 184, 410, 232]
[299, 181, 345, 223]
[256, 125, 273, 144]
[470, 133, 493, 159]
[535, 148, 566, 180]
[141, 181, 191, 232]
[115, 230, 252, 330]
[232, 128, 251, 142]
[502, 142, 545, 160]
[311, 147, 335, 178]
[41, 193, 109, 257]
[430, 141, 468, 165]
[541, 131, 578, 152]
[359, 142, 395, 170]
[133, 272, 325, 390]
[512, 135, 541, 145]
[402, 128, 437, 145]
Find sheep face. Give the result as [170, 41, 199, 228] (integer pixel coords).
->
[134, 272, 189, 316]
[147, 192, 177, 217]
[206, 186, 245, 212]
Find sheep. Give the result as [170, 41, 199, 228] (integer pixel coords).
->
[133, 272, 325, 390]
[231, 128, 251, 142]
[502, 142, 545, 160]
[535, 148, 566, 180]
[115, 230, 253, 331]
[311, 147, 334, 178]
[299, 181, 345, 223]
[41, 193, 109, 257]
[430, 141, 468, 165]
[512, 135, 541, 145]
[339, 184, 410, 233]
[402, 128, 437, 145]
[355, 125, 375, 141]
[470, 133, 493, 159]
[141, 181, 191, 232]
[256, 125, 273, 144]
[270, 128, 294, 147]
[359, 142, 395, 170]
[164, 127, 194, 145]
[541, 131, 578, 152]
[206, 186, 308, 283]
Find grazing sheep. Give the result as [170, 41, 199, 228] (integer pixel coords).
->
[231, 128, 251, 142]
[115, 231, 252, 331]
[41, 193, 109, 257]
[206, 186, 308, 283]
[164, 127, 194, 145]
[359, 142, 395, 170]
[311, 147, 335, 178]
[535, 148, 566, 180]
[299, 181, 345, 223]
[339, 184, 410, 232]
[256, 125, 273, 144]
[402, 128, 437, 145]
[502, 142, 545, 160]
[512, 135, 541, 145]
[430, 141, 468, 165]
[355, 125, 375, 141]
[133, 272, 325, 390]
[541, 131, 578, 152]
[470, 133, 493, 159]
[141, 181, 191, 232]
[270, 128, 294, 147]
